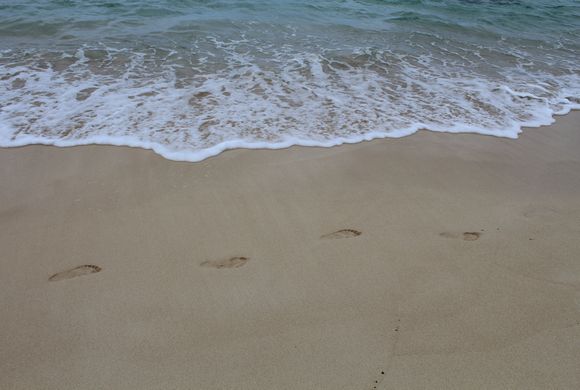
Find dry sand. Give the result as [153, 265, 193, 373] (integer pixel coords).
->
[1, 112, 579, 389]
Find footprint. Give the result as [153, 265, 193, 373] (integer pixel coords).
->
[49, 265, 102, 282]
[439, 231, 482, 241]
[462, 232, 481, 241]
[200, 256, 249, 269]
[321, 229, 362, 239]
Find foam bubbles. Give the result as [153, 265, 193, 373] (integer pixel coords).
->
[0, 38, 579, 162]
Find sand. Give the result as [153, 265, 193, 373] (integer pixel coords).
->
[1, 112, 579, 389]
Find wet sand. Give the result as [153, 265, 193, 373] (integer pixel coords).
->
[1, 112, 579, 389]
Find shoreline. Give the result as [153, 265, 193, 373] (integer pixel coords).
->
[1, 111, 579, 389]
[2, 107, 578, 163]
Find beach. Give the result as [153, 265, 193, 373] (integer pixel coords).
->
[1, 111, 579, 389]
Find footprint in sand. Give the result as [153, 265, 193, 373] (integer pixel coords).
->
[462, 232, 481, 241]
[321, 229, 362, 240]
[49, 265, 102, 282]
[200, 256, 249, 269]
[439, 231, 482, 241]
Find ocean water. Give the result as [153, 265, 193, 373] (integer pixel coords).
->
[1, 0, 579, 161]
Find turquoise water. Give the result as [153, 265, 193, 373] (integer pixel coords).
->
[1, 0, 579, 161]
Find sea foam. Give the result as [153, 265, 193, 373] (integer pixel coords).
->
[1, 0, 579, 162]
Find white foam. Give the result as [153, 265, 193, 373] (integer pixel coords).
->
[1, 46, 579, 162]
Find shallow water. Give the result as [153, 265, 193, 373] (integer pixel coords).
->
[1, 0, 579, 161]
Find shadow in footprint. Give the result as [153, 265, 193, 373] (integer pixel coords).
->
[200, 256, 249, 269]
[462, 232, 481, 241]
[321, 229, 362, 240]
[49, 265, 102, 282]
[439, 232, 482, 241]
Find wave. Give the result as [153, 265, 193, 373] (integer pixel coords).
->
[1, 42, 579, 162]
